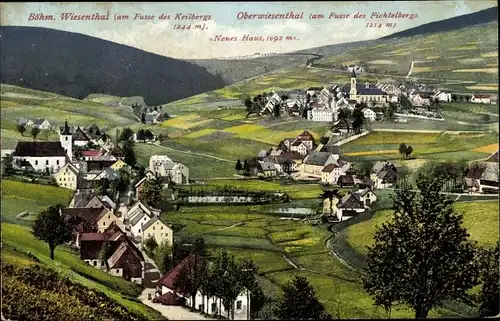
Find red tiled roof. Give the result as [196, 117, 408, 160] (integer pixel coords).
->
[322, 163, 339, 172]
[154, 292, 186, 306]
[80, 233, 108, 241]
[156, 254, 197, 296]
[297, 130, 314, 141]
[474, 94, 491, 99]
[81, 150, 102, 157]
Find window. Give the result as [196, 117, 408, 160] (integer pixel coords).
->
[108, 215, 110, 219]
[116, 269, 119, 273]
[103, 222, 106, 226]
[152, 226, 155, 230]
[57, 160, 59, 165]
[161, 226, 163, 230]
[93, 261, 97, 266]
[148, 233, 151, 237]
[46, 160, 49, 165]
[65, 137, 68, 141]
[236, 301, 242, 310]
[35, 160, 38, 165]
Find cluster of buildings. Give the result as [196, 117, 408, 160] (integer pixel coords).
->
[10, 120, 190, 189]
[62, 187, 173, 284]
[18, 117, 53, 130]
[322, 161, 400, 222]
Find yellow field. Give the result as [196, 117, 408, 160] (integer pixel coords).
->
[481, 52, 498, 58]
[223, 124, 321, 145]
[466, 85, 499, 90]
[453, 68, 498, 74]
[473, 143, 499, 154]
[183, 128, 218, 139]
[412, 66, 434, 73]
[224, 124, 263, 134]
[344, 149, 399, 156]
[426, 56, 440, 59]
[160, 114, 213, 129]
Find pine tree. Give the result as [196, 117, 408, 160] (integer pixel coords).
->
[363, 174, 480, 318]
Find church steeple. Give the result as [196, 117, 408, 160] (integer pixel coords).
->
[61, 119, 71, 135]
[351, 68, 357, 79]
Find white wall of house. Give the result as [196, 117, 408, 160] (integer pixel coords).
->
[159, 286, 250, 320]
[471, 96, 492, 104]
[109, 268, 124, 277]
[84, 259, 105, 268]
[290, 143, 308, 156]
[130, 214, 153, 238]
[336, 208, 365, 221]
[308, 109, 334, 122]
[357, 191, 377, 206]
[142, 221, 173, 248]
[13, 156, 66, 172]
[74, 140, 89, 147]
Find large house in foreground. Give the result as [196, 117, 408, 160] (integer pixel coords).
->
[155, 254, 250, 319]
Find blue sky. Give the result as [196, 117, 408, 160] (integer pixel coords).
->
[1, 1, 497, 59]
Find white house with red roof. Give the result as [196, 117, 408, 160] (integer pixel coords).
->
[471, 94, 493, 104]
[155, 254, 251, 319]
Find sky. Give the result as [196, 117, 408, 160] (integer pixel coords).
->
[1, 1, 497, 59]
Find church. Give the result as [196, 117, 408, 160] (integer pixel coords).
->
[342, 70, 389, 105]
[12, 120, 75, 172]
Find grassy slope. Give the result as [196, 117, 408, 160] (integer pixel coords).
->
[346, 200, 499, 256]
[1, 180, 73, 226]
[341, 131, 496, 162]
[316, 22, 498, 92]
[0, 84, 138, 149]
[2, 223, 164, 320]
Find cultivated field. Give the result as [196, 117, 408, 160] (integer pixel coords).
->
[341, 131, 497, 162]
[345, 200, 499, 256]
[314, 22, 498, 92]
[162, 180, 466, 318]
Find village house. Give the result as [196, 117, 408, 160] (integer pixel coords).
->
[470, 94, 492, 104]
[79, 227, 144, 284]
[149, 154, 190, 185]
[361, 108, 376, 122]
[54, 162, 79, 190]
[337, 174, 355, 188]
[141, 216, 174, 248]
[301, 151, 339, 177]
[432, 90, 452, 103]
[72, 127, 91, 147]
[354, 188, 377, 206]
[295, 130, 315, 150]
[321, 161, 351, 185]
[290, 140, 308, 156]
[84, 195, 117, 212]
[464, 162, 499, 193]
[62, 206, 119, 233]
[371, 161, 398, 189]
[32, 118, 52, 130]
[269, 155, 296, 174]
[80, 149, 104, 161]
[257, 161, 277, 177]
[110, 159, 132, 172]
[155, 254, 250, 319]
[334, 192, 367, 221]
[12, 142, 67, 172]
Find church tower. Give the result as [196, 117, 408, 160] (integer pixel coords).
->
[60, 119, 73, 159]
[349, 69, 357, 101]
